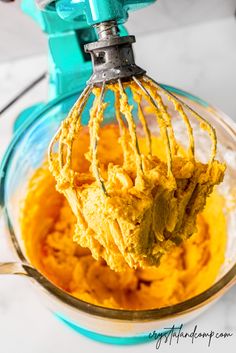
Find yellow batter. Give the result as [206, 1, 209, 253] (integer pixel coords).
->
[21, 157, 226, 310]
[49, 81, 225, 271]
[21, 123, 227, 309]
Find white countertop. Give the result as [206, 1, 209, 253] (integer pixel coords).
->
[0, 16, 236, 353]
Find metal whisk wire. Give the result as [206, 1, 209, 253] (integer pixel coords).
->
[132, 76, 173, 176]
[118, 79, 143, 175]
[89, 81, 108, 195]
[144, 75, 217, 166]
[48, 84, 93, 171]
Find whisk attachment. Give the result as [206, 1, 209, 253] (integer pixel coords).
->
[48, 21, 225, 271]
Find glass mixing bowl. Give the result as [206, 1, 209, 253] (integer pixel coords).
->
[1, 86, 236, 345]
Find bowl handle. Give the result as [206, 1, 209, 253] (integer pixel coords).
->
[0, 262, 32, 276]
[0, 207, 34, 276]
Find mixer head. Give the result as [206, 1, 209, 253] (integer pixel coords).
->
[30, 0, 156, 96]
[36, 0, 156, 24]
[35, 0, 155, 85]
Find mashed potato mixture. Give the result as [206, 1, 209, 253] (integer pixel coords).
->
[21, 124, 227, 310]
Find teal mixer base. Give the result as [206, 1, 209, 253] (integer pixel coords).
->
[54, 313, 154, 345]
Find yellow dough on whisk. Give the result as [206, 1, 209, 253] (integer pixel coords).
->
[49, 80, 225, 271]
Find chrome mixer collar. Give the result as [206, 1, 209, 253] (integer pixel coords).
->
[85, 21, 146, 85]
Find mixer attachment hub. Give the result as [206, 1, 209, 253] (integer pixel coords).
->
[85, 22, 145, 85]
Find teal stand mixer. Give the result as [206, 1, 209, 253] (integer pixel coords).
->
[10, 0, 155, 130]
[2, 0, 235, 346]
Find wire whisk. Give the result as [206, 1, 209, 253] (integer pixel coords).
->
[48, 75, 225, 271]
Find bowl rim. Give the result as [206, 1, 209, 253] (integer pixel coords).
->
[1, 84, 236, 322]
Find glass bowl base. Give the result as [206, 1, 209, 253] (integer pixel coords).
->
[54, 312, 153, 345]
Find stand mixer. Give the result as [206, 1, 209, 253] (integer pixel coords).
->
[1, 0, 236, 345]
